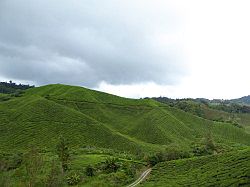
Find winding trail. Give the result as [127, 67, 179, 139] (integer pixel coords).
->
[127, 168, 152, 187]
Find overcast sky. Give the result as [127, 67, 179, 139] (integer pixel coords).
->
[0, 0, 250, 99]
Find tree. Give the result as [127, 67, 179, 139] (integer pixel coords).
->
[24, 147, 44, 187]
[145, 153, 164, 166]
[46, 160, 63, 187]
[103, 158, 120, 173]
[205, 131, 216, 152]
[56, 136, 70, 174]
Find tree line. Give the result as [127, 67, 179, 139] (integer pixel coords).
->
[0, 81, 35, 94]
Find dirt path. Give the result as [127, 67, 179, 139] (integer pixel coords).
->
[127, 168, 152, 187]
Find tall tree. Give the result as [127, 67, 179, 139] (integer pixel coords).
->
[56, 136, 70, 174]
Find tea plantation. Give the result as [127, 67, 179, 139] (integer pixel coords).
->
[0, 84, 250, 186]
[142, 149, 250, 186]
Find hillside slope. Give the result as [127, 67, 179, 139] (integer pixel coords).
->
[0, 84, 250, 154]
[231, 95, 250, 105]
[153, 97, 250, 134]
[142, 149, 250, 186]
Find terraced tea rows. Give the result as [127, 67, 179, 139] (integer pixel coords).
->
[1, 84, 250, 154]
[142, 149, 250, 186]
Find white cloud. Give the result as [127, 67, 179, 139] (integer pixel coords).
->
[0, 0, 185, 87]
[1, 0, 250, 99]
[95, 0, 250, 99]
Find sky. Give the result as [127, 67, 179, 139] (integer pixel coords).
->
[0, 0, 250, 99]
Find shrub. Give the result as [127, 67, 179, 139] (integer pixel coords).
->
[85, 165, 95, 177]
[165, 148, 190, 161]
[66, 173, 81, 186]
[193, 146, 211, 156]
[145, 153, 163, 166]
[103, 158, 120, 173]
[109, 171, 128, 185]
[0, 152, 22, 171]
[124, 163, 136, 177]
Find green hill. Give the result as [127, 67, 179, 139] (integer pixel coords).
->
[1, 84, 250, 154]
[153, 97, 250, 134]
[142, 148, 250, 186]
[0, 84, 250, 186]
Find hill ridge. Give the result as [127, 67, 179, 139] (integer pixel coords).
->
[0, 84, 250, 154]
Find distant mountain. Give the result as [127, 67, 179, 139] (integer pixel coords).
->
[230, 95, 250, 105]
[152, 96, 250, 133]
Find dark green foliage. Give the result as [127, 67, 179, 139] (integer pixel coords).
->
[192, 132, 216, 156]
[154, 97, 250, 115]
[123, 163, 136, 178]
[153, 97, 205, 117]
[145, 155, 161, 166]
[192, 146, 212, 156]
[56, 136, 70, 173]
[66, 172, 81, 185]
[0, 152, 22, 171]
[145, 148, 191, 166]
[145, 152, 165, 166]
[0, 81, 34, 94]
[210, 102, 250, 114]
[85, 165, 95, 177]
[103, 158, 120, 173]
[164, 147, 190, 161]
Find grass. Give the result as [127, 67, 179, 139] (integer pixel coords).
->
[71, 154, 109, 170]
[142, 148, 250, 187]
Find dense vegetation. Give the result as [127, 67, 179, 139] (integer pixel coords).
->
[153, 97, 250, 114]
[0, 144, 145, 186]
[0, 84, 249, 186]
[142, 149, 250, 186]
[0, 81, 34, 94]
[153, 96, 250, 133]
[231, 95, 250, 105]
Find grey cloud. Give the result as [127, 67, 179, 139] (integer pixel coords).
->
[0, 0, 185, 87]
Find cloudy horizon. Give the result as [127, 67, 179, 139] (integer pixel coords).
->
[1, 0, 250, 99]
